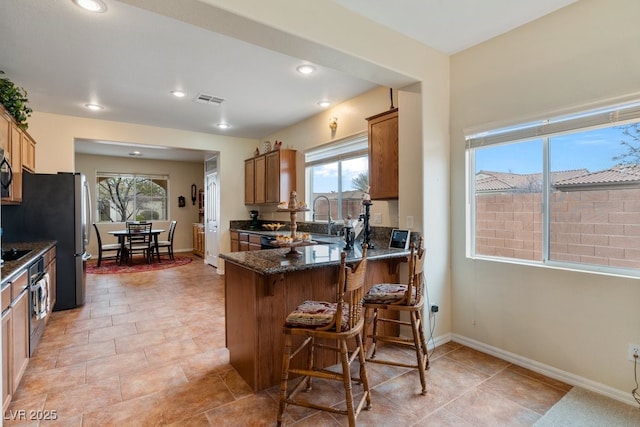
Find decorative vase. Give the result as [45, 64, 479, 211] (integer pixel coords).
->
[262, 141, 272, 153]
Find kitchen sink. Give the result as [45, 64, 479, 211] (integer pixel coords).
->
[1, 248, 32, 262]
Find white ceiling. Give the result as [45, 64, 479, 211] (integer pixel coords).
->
[0, 0, 576, 162]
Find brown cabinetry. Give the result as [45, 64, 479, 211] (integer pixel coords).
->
[366, 108, 398, 200]
[249, 234, 262, 251]
[2, 308, 11, 412]
[230, 231, 264, 252]
[21, 132, 35, 173]
[1, 269, 28, 413]
[5, 121, 23, 203]
[11, 286, 29, 394]
[1, 104, 36, 205]
[238, 232, 250, 252]
[0, 109, 9, 153]
[244, 149, 296, 205]
[230, 230, 240, 252]
[193, 223, 204, 257]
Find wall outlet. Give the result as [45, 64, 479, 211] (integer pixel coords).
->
[406, 216, 414, 228]
[628, 343, 640, 362]
[373, 213, 382, 224]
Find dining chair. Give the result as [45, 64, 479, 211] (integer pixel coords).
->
[156, 220, 177, 261]
[92, 223, 121, 266]
[126, 222, 154, 264]
[362, 236, 429, 395]
[277, 245, 370, 427]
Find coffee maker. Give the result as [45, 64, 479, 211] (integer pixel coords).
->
[249, 210, 259, 229]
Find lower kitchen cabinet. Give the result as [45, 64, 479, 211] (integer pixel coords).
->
[11, 286, 29, 394]
[230, 230, 240, 252]
[230, 231, 265, 252]
[2, 269, 29, 413]
[193, 223, 204, 257]
[2, 308, 11, 412]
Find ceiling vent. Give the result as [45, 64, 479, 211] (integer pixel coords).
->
[194, 93, 225, 105]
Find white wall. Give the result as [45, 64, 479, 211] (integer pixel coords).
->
[450, 0, 640, 403]
[28, 0, 452, 356]
[26, 112, 256, 260]
[75, 153, 204, 257]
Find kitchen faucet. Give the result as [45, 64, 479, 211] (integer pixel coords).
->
[312, 195, 334, 235]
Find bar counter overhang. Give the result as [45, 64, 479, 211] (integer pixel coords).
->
[220, 243, 411, 392]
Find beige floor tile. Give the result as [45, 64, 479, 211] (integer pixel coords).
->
[56, 339, 116, 367]
[86, 351, 149, 382]
[7, 254, 571, 425]
[120, 362, 188, 401]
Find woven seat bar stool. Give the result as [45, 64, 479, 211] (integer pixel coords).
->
[277, 245, 371, 427]
[363, 236, 429, 395]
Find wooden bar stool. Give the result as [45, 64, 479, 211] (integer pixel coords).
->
[277, 246, 371, 427]
[363, 237, 429, 395]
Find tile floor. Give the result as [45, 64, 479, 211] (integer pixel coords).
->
[5, 254, 572, 426]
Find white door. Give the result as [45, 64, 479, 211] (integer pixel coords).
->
[205, 169, 219, 267]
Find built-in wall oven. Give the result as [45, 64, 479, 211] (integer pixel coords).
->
[28, 256, 49, 356]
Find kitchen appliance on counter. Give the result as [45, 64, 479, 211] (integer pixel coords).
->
[1, 172, 91, 310]
[249, 210, 260, 230]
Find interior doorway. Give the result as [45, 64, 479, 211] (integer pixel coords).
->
[205, 155, 220, 267]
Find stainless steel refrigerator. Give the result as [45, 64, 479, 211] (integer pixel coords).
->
[1, 172, 91, 310]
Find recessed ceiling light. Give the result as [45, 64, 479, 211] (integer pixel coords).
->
[317, 101, 331, 108]
[129, 151, 143, 157]
[296, 64, 316, 75]
[171, 90, 186, 98]
[72, 0, 107, 13]
[216, 123, 230, 129]
[85, 103, 103, 111]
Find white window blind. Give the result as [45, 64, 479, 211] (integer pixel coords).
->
[305, 132, 368, 166]
[466, 100, 640, 149]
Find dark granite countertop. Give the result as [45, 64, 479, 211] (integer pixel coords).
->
[232, 228, 344, 244]
[220, 242, 410, 275]
[1, 241, 57, 286]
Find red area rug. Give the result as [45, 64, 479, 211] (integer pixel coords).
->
[87, 256, 193, 274]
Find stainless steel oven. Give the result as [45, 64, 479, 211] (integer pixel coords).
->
[28, 256, 49, 356]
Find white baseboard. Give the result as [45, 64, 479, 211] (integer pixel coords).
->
[451, 334, 638, 407]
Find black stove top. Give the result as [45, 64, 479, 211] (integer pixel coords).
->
[1, 248, 32, 262]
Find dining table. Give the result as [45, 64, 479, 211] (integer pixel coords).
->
[108, 228, 165, 264]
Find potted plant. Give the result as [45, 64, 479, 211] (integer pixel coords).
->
[0, 70, 32, 130]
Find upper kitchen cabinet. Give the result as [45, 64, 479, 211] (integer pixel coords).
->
[1, 104, 36, 205]
[3, 116, 23, 204]
[21, 132, 35, 173]
[367, 108, 398, 200]
[0, 109, 9, 153]
[245, 149, 296, 205]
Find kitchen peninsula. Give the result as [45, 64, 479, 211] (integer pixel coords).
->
[220, 242, 412, 391]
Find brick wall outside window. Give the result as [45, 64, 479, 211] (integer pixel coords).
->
[475, 188, 640, 268]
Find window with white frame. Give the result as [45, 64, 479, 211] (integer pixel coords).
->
[305, 133, 369, 224]
[96, 172, 169, 223]
[466, 100, 640, 276]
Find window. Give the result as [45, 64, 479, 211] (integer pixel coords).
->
[467, 100, 640, 276]
[305, 133, 369, 224]
[96, 172, 168, 223]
